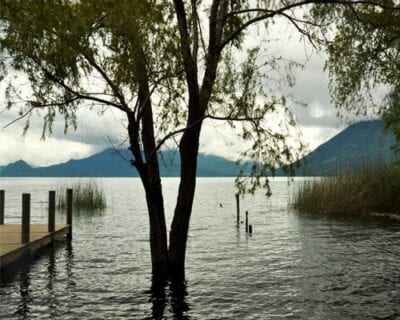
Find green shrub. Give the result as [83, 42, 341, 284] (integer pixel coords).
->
[293, 164, 400, 214]
[57, 179, 106, 211]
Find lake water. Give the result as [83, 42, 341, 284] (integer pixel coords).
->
[0, 177, 399, 319]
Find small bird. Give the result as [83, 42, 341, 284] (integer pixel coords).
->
[219, 203, 223, 208]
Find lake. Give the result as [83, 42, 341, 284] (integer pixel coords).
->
[0, 177, 399, 319]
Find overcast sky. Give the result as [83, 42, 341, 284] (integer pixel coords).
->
[0, 18, 367, 167]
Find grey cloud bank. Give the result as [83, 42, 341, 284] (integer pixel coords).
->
[0, 20, 356, 166]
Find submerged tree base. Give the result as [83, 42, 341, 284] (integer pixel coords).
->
[293, 164, 400, 215]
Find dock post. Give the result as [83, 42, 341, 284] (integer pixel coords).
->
[245, 210, 249, 233]
[235, 194, 240, 225]
[21, 193, 30, 244]
[0, 190, 4, 225]
[249, 225, 253, 235]
[48, 191, 56, 241]
[66, 189, 73, 239]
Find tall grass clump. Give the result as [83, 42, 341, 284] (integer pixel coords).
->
[293, 164, 400, 215]
[57, 179, 106, 211]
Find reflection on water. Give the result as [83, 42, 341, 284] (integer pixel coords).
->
[17, 265, 30, 319]
[145, 280, 190, 320]
[0, 177, 399, 319]
[1, 240, 75, 320]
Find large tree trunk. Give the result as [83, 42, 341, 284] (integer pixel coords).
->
[139, 84, 169, 281]
[127, 16, 170, 279]
[168, 120, 202, 281]
[143, 177, 169, 280]
[128, 114, 169, 281]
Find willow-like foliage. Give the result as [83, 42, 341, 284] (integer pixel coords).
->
[1, 0, 400, 279]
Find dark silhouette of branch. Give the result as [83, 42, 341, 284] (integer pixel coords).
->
[81, 52, 131, 112]
[2, 108, 33, 130]
[220, 0, 400, 51]
[207, 114, 264, 121]
[29, 55, 129, 113]
[148, 115, 207, 162]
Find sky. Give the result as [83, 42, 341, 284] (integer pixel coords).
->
[0, 16, 366, 167]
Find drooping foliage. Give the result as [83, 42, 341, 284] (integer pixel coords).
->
[1, 0, 400, 280]
[0, 0, 184, 136]
[0, 0, 310, 195]
[311, 1, 400, 127]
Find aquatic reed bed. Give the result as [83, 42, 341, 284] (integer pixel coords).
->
[57, 179, 106, 211]
[293, 164, 400, 215]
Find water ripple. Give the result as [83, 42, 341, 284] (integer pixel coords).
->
[1, 177, 399, 319]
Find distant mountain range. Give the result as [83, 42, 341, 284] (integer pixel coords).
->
[0, 120, 398, 177]
[0, 149, 244, 177]
[295, 120, 398, 175]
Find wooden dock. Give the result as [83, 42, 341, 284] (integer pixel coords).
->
[0, 224, 70, 269]
[0, 189, 73, 271]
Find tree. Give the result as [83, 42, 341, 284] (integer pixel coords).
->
[1, 0, 399, 283]
[315, 1, 400, 146]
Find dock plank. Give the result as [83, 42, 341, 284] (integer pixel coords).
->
[0, 224, 70, 269]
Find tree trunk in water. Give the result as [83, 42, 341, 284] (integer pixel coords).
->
[144, 178, 169, 281]
[168, 125, 201, 281]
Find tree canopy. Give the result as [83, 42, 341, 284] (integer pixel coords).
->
[1, 0, 399, 280]
[317, 2, 400, 149]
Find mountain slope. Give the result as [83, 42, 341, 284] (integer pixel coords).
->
[0, 149, 243, 177]
[1, 120, 398, 177]
[296, 120, 398, 175]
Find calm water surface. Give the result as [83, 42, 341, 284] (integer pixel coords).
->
[0, 177, 399, 319]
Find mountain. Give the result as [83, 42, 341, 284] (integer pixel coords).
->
[1, 120, 398, 178]
[0, 149, 244, 177]
[0, 160, 33, 177]
[296, 120, 399, 175]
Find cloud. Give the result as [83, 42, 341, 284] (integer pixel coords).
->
[0, 16, 353, 166]
[0, 130, 99, 166]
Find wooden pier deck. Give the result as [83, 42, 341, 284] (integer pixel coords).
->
[0, 224, 71, 269]
[0, 189, 74, 271]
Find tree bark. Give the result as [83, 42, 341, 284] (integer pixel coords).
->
[168, 97, 203, 281]
[127, 16, 169, 280]
[169, 0, 224, 282]
[143, 177, 169, 280]
[168, 130, 201, 281]
[139, 79, 169, 281]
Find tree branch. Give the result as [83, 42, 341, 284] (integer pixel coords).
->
[148, 115, 207, 162]
[2, 108, 33, 130]
[173, 0, 199, 96]
[148, 111, 267, 162]
[207, 114, 264, 122]
[220, 0, 400, 52]
[81, 52, 131, 113]
[31, 56, 129, 113]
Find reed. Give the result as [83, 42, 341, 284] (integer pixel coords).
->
[57, 179, 106, 211]
[293, 164, 400, 215]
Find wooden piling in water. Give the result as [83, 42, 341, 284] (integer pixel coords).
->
[48, 191, 55, 235]
[249, 225, 253, 235]
[245, 210, 248, 233]
[235, 194, 240, 225]
[0, 190, 4, 225]
[21, 193, 30, 244]
[66, 189, 73, 239]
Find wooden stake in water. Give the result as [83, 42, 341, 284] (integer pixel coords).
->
[0, 190, 4, 225]
[66, 189, 73, 239]
[245, 210, 249, 233]
[22, 193, 30, 244]
[48, 191, 56, 234]
[249, 225, 253, 235]
[235, 194, 240, 225]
